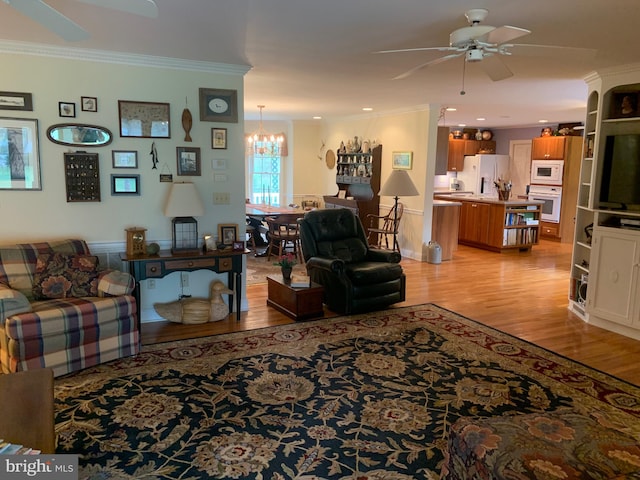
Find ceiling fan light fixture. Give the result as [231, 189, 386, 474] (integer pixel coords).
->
[466, 49, 484, 62]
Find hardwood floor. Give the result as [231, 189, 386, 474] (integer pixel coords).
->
[142, 240, 640, 386]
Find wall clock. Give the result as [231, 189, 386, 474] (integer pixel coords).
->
[199, 88, 238, 123]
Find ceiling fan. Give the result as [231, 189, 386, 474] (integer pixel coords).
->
[377, 8, 559, 82]
[3, 0, 158, 41]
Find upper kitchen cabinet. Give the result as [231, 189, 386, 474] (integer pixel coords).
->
[531, 136, 567, 160]
[447, 139, 496, 171]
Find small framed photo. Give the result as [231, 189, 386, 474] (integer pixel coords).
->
[199, 88, 238, 123]
[212, 127, 227, 149]
[218, 223, 238, 246]
[0, 91, 33, 111]
[111, 174, 140, 196]
[176, 146, 201, 176]
[81, 96, 98, 112]
[112, 150, 138, 168]
[232, 240, 245, 251]
[610, 92, 639, 119]
[58, 102, 76, 118]
[392, 151, 413, 170]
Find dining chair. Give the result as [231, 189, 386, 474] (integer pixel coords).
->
[264, 213, 303, 262]
[366, 202, 404, 252]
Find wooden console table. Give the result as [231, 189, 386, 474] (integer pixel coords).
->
[121, 249, 247, 332]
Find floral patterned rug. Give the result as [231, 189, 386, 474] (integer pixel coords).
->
[54, 304, 640, 479]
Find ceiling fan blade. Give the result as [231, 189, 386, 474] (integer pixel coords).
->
[505, 43, 597, 61]
[480, 54, 513, 81]
[77, 0, 158, 18]
[5, 0, 89, 41]
[393, 53, 463, 80]
[375, 46, 457, 55]
[477, 25, 530, 45]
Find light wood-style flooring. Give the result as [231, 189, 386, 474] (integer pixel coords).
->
[143, 240, 640, 386]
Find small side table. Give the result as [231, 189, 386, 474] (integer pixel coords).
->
[0, 368, 55, 453]
[267, 274, 324, 321]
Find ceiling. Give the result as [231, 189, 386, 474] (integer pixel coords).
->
[1, 0, 638, 128]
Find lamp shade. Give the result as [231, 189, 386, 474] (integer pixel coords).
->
[163, 182, 204, 217]
[379, 170, 419, 197]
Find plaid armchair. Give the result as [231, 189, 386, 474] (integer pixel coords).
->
[0, 239, 138, 377]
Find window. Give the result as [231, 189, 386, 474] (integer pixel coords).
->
[247, 141, 282, 205]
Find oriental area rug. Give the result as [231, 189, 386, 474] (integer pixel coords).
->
[54, 304, 640, 479]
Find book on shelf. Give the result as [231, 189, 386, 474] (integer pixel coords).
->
[289, 274, 311, 288]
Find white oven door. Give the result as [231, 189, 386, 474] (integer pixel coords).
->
[528, 192, 561, 223]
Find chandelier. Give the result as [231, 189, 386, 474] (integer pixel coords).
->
[247, 105, 284, 155]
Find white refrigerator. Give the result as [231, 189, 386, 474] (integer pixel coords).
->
[455, 154, 510, 198]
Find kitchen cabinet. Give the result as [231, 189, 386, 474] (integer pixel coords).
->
[443, 196, 542, 252]
[587, 226, 640, 328]
[459, 200, 491, 245]
[447, 139, 496, 171]
[531, 136, 566, 160]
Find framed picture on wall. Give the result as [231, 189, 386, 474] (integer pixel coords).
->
[176, 146, 201, 176]
[58, 102, 76, 118]
[212, 128, 227, 149]
[112, 150, 138, 168]
[0, 92, 33, 111]
[392, 151, 413, 170]
[0, 117, 41, 190]
[111, 174, 140, 196]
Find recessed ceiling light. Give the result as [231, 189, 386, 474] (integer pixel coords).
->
[313, 116, 322, 120]
[362, 107, 373, 111]
[446, 107, 457, 112]
[538, 119, 548, 123]
[476, 117, 486, 121]
[458, 123, 466, 127]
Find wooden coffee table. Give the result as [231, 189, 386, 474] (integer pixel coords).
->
[267, 274, 324, 320]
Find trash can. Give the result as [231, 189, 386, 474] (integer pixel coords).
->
[427, 241, 442, 264]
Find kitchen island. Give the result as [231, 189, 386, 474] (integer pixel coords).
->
[434, 195, 544, 253]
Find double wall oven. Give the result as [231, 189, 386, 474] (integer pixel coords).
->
[528, 159, 564, 223]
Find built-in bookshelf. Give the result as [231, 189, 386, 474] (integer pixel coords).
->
[568, 64, 640, 340]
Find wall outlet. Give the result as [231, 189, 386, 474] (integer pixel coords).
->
[147, 279, 155, 289]
[181, 272, 189, 287]
[213, 192, 230, 204]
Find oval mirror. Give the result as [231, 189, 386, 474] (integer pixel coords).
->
[46, 123, 113, 147]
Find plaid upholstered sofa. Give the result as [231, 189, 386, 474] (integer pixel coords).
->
[0, 239, 139, 377]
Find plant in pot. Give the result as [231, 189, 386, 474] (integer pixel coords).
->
[274, 253, 297, 281]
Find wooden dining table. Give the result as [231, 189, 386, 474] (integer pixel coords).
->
[245, 204, 306, 255]
[245, 203, 305, 218]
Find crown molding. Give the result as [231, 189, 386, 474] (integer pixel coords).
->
[0, 40, 251, 75]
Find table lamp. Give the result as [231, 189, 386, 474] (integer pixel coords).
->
[379, 169, 419, 252]
[164, 182, 204, 254]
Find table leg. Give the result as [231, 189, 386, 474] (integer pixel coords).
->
[235, 271, 242, 321]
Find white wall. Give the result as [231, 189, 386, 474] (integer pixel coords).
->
[0, 43, 248, 320]
[316, 107, 440, 260]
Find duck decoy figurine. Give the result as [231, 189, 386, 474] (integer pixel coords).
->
[153, 280, 233, 324]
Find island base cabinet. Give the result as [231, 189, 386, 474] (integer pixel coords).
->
[587, 228, 640, 328]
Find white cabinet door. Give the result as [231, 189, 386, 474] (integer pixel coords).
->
[587, 228, 640, 327]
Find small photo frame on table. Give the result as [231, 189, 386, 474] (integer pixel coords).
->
[392, 151, 413, 170]
[81, 96, 98, 112]
[212, 128, 227, 149]
[218, 224, 238, 246]
[111, 174, 140, 196]
[176, 146, 201, 176]
[58, 102, 76, 118]
[0, 91, 33, 111]
[112, 150, 138, 168]
[232, 241, 245, 251]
